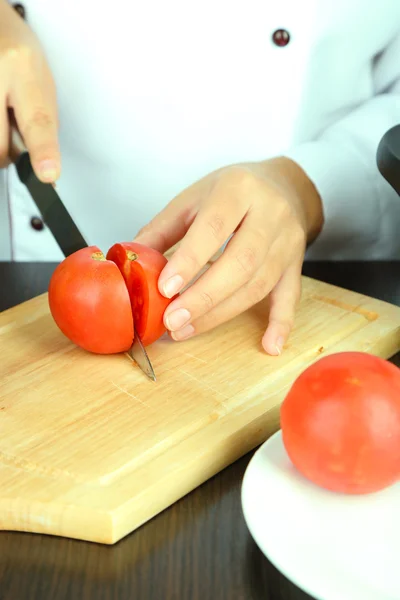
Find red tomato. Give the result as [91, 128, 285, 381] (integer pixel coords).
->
[48, 242, 172, 354]
[48, 246, 133, 354]
[106, 242, 172, 346]
[280, 352, 400, 495]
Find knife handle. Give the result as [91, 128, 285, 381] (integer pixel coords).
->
[376, 124, 400, 197]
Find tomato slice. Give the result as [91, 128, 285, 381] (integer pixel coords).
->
[48, 246, 134, 354]
[106, 242, 172, 346]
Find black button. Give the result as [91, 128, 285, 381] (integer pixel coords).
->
[30, 217, 44, 231]
[13, 3, 26, 19]
[272, 29, 290, 47]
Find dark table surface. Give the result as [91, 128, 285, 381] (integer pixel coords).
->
[0, 261, 399, 600]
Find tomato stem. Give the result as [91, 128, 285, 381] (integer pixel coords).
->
[126, 251, 138, 261]
[91, 251, 106, 261]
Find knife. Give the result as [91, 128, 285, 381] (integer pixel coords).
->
[127, 327, 156, 382]
[9, 124, 156, 381]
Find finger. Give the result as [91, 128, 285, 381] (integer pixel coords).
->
[158, 173, 252, 298]
[0, 102, 10, 168]
[261, 260, 302, 355]
[169, 249, 285, 341]
[163, 212, 272, 332]
[10, 68, 60, 183]
[133, 194, 198, 254]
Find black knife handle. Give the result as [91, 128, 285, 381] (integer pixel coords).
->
[376, 124, 400, 196]
[14, 151, 41, 186]
[14, 152, 89, 256]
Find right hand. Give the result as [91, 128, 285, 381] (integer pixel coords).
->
[0, 1, 60, 182]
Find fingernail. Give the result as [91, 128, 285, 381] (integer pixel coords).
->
[275, 336, 284, 355]
[171, 324, 195, 341]
[162, 274, 184, 298]
[165, 308, 191, 331]
[39, 160, 58, 182]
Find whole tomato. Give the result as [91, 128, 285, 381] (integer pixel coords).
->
[280, 352, 400, 495]
[48, 242, 173, 354]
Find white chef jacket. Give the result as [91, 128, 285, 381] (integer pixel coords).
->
[0, 0, 399, 261]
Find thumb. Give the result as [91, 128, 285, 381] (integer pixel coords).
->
[133, 193, 198, 254]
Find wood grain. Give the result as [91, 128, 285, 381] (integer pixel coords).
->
[0, 272, 399, 545]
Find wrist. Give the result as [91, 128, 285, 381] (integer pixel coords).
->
[261, 156, 324, 244]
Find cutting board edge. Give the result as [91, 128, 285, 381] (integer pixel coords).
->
[0, 496, 115, 544]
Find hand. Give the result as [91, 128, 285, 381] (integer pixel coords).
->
[0, 0, 60, 181]
[134, 157, 323, 354]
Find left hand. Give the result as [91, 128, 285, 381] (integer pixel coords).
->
[134, 157, 323, 354]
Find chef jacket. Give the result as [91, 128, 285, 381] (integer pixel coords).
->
[0, 0, 399, 261]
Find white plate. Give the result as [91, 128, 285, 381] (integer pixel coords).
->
[241, 430, 400, 600]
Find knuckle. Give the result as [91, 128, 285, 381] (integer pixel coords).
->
[293, 289, 301, 313]
[285, 314, 295, 330]
[252, 226, 269, 248]
[269, 312, 295, 332]
[181, 250, 201, 274]
[247, 277, 268, 304]
[292, 223, 306, 249]
[18, 107, 56, 148]
[136, 222, 154, 239]
[224, 166, 257, 191]
[294, 278, 303, 304]
[291, 287, 301, 307]
[275, 197, 292, 222]
[28, 108, 55, 130]
[135, 224, 147, 237]
[236, 245, 258, 274]
[206, 213, 226, 240]
[199, 290, 215, 311]
[135, 224, 169, 250]
[192, 312, 215, 335]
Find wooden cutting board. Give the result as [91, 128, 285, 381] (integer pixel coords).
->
[0, 275, 399, 545]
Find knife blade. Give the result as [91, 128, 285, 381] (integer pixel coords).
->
[9, 124, 157, 381]
[126, 326, 157, 382]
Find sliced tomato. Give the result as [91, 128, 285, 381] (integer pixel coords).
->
[48, 242, 173, 354]
[48, 246, 133, 354]
[106, 242, 172, 346]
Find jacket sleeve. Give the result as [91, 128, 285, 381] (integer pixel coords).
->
[284, 33, 400, 260]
